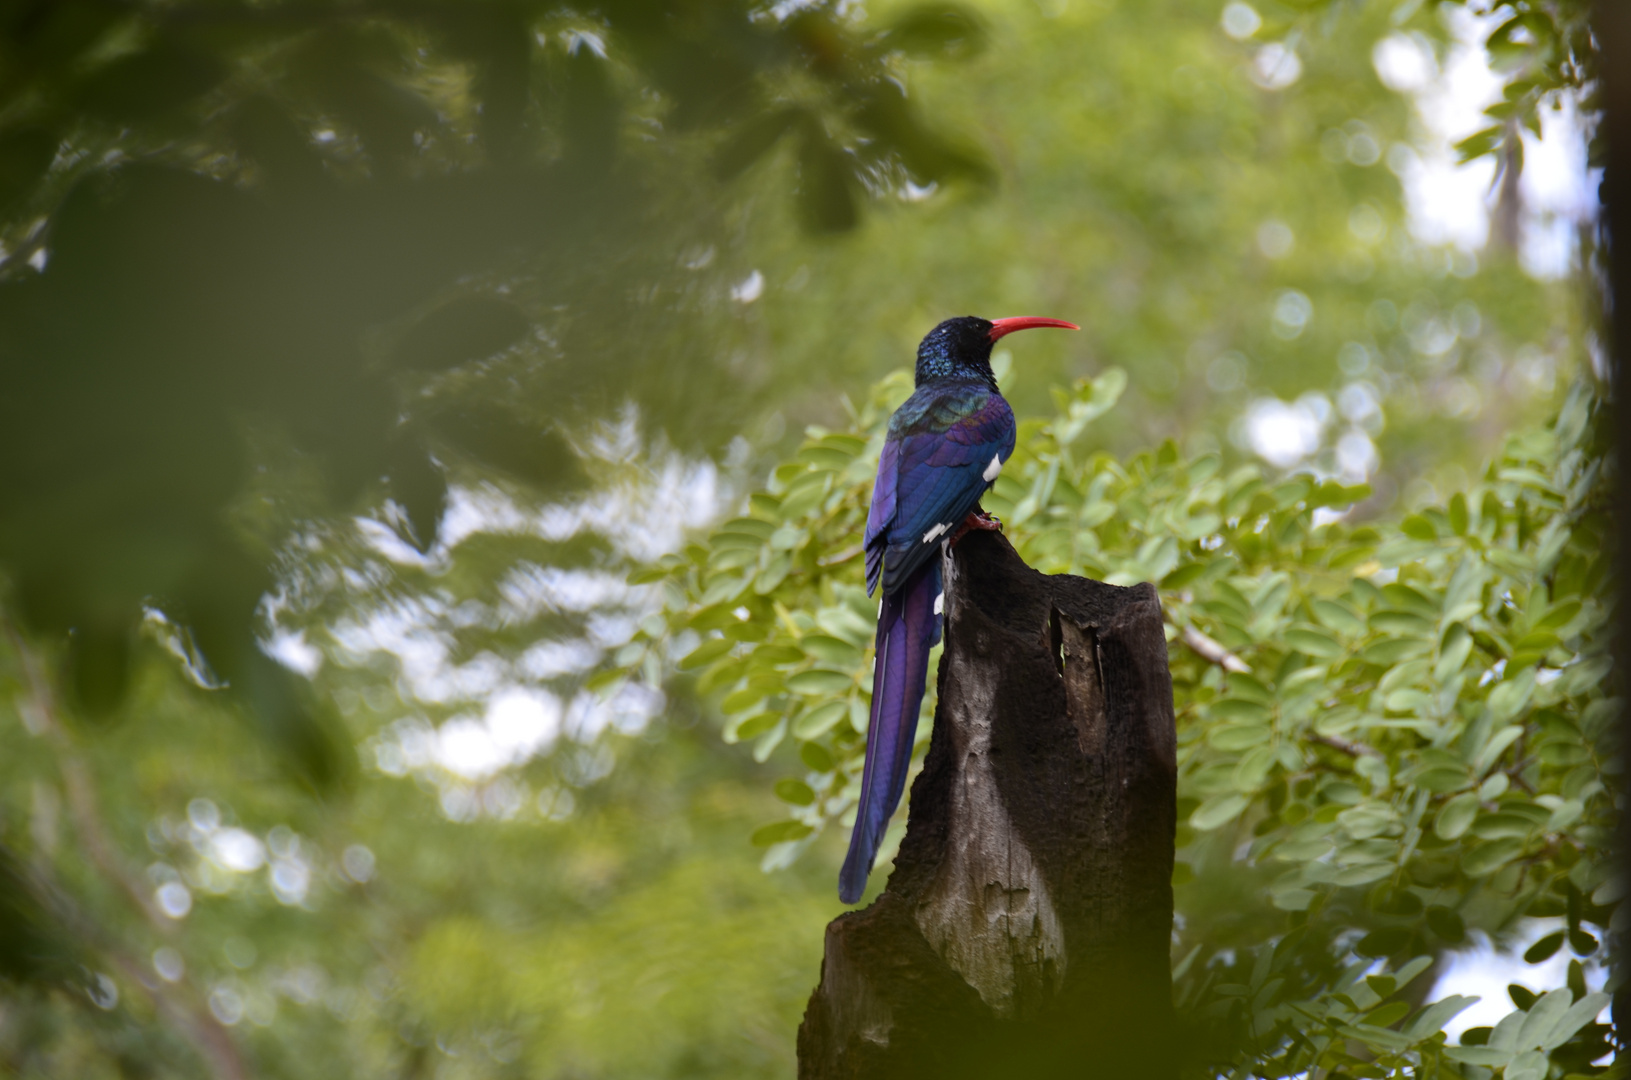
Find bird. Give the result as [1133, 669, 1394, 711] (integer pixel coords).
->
[840, 314, 1078, 904]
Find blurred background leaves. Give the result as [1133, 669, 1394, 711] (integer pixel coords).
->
[0, 0, 1612, 1076]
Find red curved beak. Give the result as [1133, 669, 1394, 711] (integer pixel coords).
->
[987, 316, 1080, 342]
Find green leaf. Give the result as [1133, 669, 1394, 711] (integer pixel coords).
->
[1272, 888, 1313, 911]
[679, 637, 733, 670]
[1471, 812, 1538, 840]
[779, 472, 833, 517]
[1473, 724, 1524, 772]
[1448, 493, 1469, 535]
[1434, 627, 1475, 681]
[1370, 610, 1434, 637]
[800, 741, 836, 773]
[1568, 927, 1598, 956]
[1190, 793, 1249, 831]
[1335, 1022, 1411, 1051]
[815, 608, 874, 646]
[1231, 746, 1276, 791]
[1208, 724, 1272, 751]
[1361, 638, 1431, 666]
[801, 634, 864, 666]
[752, 644, 806, 666]
[720, 517, 778, 540]
[1462, 838, 1524, 876]
[774, 779, 815, 805]
[1400, 514, 1438, 541]
[1505, 1049, 1547, 1080]
[1417, 768, 1471, 794]
[754, 553, 792, 593]
[1404, 995, 1478, 1041]
[797, 446, 856, 470]
[1312, 599, 1366, 637]
[793, 701, 849, 739]
[1225, 672, 1274, 703]
[785, 669, 855, 696]
[1444, 1045, 1511, 1067]
[1393, 954, 1434, 988]
[731, 712, 781, 743]
[700, 574, 751, 607]
[1335, 863, 1393, 886]
[1161, 562, 1208, 590]
[1435, 796, 1487, 848]
[720, 686, 766, 715]
[1538, 991, 1610, 1050]
[1363, 1001, 1410, 1028]
[752, 717, 788, 762]
[1513, 990, 1571, 1052]
[1523, 931, 1565, 964]
[1426, 906, 1466, 943]
[1535, 599, 1582, 633]
[1453, 125, 1505, 161]
[1211, 699, 1272, 724]
[1322, 781, 1362, 806]
[1381, 583, 1438, 617]
[1284, 628, 1343, 659]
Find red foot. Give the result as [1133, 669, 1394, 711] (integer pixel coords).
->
[949, 509, 1003, 545]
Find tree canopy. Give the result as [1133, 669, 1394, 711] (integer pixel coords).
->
[0, 0, 1614, 1077]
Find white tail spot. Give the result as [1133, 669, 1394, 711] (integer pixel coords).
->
[933, 592, 944, 615]
[982, 454, 1003, 482]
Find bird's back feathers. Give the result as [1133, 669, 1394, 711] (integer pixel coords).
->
[864, 380, 1015, 597]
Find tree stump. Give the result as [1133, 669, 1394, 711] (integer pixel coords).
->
[798, 530, 1178, 1080]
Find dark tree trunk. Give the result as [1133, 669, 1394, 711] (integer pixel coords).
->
[1597, 0, 1631, 1052]
[798, 530, 1178, 1080]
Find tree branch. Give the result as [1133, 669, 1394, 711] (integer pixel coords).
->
[1179, 625, 1250, 673]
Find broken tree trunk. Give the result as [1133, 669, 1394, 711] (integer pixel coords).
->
[798, 530, 1178, 1080]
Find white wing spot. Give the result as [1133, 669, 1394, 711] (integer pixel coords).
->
[922, 522, 949, 545]
[983, 454, 1004, 482]
[933, 592, 944, 615]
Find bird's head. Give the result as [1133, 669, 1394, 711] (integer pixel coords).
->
[915, 315, 1079, 387]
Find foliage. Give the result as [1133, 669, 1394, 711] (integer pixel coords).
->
[0, 0, 987, 782]
[730, 0, 1582, 499]
[1426, 0, 1599, 169]
[0, 659, 836, 1078]
[0, 0, 1611, 1076]
[612, 364, 1618, 1076]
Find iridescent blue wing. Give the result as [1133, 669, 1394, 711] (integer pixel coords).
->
[864, 387, 1014, 597]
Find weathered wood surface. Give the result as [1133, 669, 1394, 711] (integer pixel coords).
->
[798, 530, 1178, 1080]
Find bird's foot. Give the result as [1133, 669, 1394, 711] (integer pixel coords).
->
[949, 509, 1003, 545]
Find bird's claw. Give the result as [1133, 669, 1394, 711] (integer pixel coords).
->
[949, 509, 1003, 545]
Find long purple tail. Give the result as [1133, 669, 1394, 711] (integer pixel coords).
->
[839, 561, 942, 904]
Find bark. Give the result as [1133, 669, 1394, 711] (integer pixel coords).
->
[798, 530, 1178, 1080]
[1596, 0, 1631, 1051]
